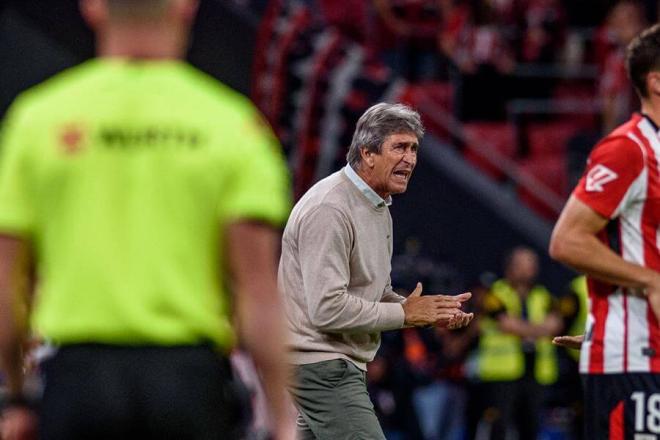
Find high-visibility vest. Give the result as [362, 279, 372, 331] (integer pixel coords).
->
[566, 275, 588, 362]
[478, 279, 558, 385]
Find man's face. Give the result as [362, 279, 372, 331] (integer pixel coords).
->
[507, 249, 539, 286]
[366, 132, 419, 198]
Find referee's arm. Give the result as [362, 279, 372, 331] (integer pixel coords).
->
[0, 234, 32, 400]
[227, 221, 295, 440]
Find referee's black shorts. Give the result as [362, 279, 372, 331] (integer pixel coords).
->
[39, 343, 248, 440]
[583, 372, 660, 439]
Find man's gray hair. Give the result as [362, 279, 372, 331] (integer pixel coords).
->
[346, 103, 424, 169]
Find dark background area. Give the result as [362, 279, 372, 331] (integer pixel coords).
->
[0, 0, 258, 117]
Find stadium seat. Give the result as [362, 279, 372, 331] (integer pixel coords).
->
[462, 122, 516, 181]
[398, 81, 454, 141]
[517, 153, 568, 219]
[525, 120, 582, 156]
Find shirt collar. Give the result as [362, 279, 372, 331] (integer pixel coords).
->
[343, 165, 392, 208]
[642, 113, 660, 134]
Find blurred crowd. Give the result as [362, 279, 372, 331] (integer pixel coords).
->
[251, 0, 656, 218]
[242, 4, 657, 436]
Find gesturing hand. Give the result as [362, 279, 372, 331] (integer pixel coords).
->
[552, 334, 584, 350]
[402, 282, 472, 328]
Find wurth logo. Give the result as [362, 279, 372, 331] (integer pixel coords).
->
[59, 123, 86, 155]
[585, 164, 618, 192]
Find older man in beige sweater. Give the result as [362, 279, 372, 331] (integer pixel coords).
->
[278, 103, 473, 439]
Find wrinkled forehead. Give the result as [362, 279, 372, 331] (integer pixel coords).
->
[382, 131, 419, 147]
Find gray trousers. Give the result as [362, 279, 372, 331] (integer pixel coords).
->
[289, 359, 385, 440]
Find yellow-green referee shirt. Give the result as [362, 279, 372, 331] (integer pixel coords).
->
[0, 59, 291, 351]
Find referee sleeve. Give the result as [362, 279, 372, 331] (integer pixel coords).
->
[0, 103, 35, 236]
[218, 109, 292, 227]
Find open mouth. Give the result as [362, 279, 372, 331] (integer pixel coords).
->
[393, 170, 411, 180]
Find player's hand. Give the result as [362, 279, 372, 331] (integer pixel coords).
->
[1, 406, 38, 440]
[552, 334, 584, 350]
[402, 282, 471, 327]
[645, 277, 660, 324]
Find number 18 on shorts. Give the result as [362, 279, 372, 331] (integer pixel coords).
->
[583, 373, 660, 439]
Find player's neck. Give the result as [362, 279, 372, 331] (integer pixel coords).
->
[97, 25, 187, 60]
[640, 100, 660, 131]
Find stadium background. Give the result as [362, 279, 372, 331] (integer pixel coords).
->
[0, 0, 656, 438]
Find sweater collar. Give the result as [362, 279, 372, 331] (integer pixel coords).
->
[343, 165, 392, 208]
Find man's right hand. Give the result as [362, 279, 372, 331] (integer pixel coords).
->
[402, 282, 472, 328]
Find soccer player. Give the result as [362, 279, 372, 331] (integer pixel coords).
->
[0, 0, 294, 438]
[550, 23, 660, 439]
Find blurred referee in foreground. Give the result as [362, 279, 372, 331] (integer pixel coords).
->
[0, 0, 294, 438]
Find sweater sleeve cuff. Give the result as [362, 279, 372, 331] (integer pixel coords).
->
[377, 302, 406, 331]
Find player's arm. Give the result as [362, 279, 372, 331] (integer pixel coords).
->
[227, 221, 295, 440]
[550, 196, 660, 321]
[550, 195, 660, 292]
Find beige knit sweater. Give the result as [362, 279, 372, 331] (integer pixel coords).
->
[278, 167, 406, 371]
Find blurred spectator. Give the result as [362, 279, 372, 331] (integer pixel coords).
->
[565, 1, 647, 194]
[518, 0, 567, 64]
[473, 246, 562, 440]
[566, 129, 601, 192]
[439, 0, 515, 75]
[598, 0, 647, 133]
[372, 0, 444, 81]
[319, 0, 371, 43]
[369, 332, 425, 440]
[550, 275, 588, 440]
[252, 0, 400, 198]
[388, 246, 483, 440]
[440, 0, 515, 121]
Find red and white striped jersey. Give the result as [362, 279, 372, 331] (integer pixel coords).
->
[573, 113, 660, 374]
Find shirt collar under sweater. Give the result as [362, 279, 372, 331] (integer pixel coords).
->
[343, 165, 392, 208]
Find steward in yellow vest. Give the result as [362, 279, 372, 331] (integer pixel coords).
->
[559, 275, 588, 362]
[474, 246, 562, 440]
[479, 279, 560, 384]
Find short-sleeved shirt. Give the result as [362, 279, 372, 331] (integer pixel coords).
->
[0, 59, 291, 350]
[572, 113, 660, 374]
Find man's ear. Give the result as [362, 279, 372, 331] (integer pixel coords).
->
[360, 148, 374, 168]
[649, 72, 660, 98]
